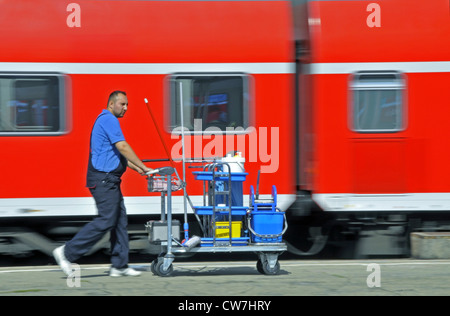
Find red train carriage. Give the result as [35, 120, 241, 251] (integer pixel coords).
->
[0, 0, 296, 255]
[292, 0, 450, 256]
[3, 0, 450, 258]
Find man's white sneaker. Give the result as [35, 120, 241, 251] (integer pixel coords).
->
[110, 267, 142, 277]
[53, 245, 73, 276]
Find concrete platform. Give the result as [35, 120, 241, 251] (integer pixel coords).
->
[411, 232, 450, 259]
[2, 259, 450, 296]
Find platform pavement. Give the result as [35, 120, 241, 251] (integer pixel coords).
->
[0, 259, 449, 297]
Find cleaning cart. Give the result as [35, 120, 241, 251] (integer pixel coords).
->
[143, 92, 286, 277]
[144, 160, 288, 277]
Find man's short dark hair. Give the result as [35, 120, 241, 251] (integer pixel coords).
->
[107, 90, 127, 106]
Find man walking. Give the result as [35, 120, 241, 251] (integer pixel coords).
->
[53, 91, 152, 277]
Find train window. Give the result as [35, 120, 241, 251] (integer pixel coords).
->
[350, 72, 406, 132]
[169, 74, 250, 133]
[0, 74, 66, 135]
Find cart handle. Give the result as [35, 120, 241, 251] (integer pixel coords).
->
[146, 169, 159, 175]
[145, 166, 175, 176]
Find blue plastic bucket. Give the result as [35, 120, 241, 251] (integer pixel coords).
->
[250, 211, 284, 243]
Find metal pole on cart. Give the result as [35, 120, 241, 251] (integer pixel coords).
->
[164, 172, 174, 270]
[178, 81, 189, 242]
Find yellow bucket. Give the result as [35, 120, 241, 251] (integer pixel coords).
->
[215, 221, 242, 238]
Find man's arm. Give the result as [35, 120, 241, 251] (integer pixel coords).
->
[115, 140, 152, 175]
[128, 161, 146, 174]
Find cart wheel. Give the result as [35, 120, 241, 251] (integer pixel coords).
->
[257, 259, 280, 275]
[256, 259, 264, 274]
[150, 259, 158, 275]
[155, 260, 174, 277]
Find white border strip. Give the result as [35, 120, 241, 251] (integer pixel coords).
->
[0, 194, 296, 217]
[0, 62, 295, 75]
[306, 61, 450, 75]
[313, 193, 450, 212]
[6, 61, 447, 75]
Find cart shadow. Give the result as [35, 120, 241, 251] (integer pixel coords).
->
[149, 265, 290, 277]
[56, 265, 290, 278]
[127, 264, 291, 277]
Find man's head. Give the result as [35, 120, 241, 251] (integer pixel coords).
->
[107, 90, 128, 118]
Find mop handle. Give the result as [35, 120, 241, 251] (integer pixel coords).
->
[144, 98, 175, 168]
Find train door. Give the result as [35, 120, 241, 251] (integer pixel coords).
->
[349, 71, 407, 194]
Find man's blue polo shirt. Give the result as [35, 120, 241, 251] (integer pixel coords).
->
[90, 109, 126, 172]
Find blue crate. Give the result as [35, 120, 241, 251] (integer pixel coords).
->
[192, 171, 248, 182]
[200, 237, 249, 247]
[193, 205, 248, 216]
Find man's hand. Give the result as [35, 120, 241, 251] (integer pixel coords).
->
[142, 166, 153, 175]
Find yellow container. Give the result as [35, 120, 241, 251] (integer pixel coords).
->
[215, 221, 242, 238]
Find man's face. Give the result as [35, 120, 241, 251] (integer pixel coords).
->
[109, 93, 128, 118]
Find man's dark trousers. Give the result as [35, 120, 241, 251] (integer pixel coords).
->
[64, 174, 129, 269]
